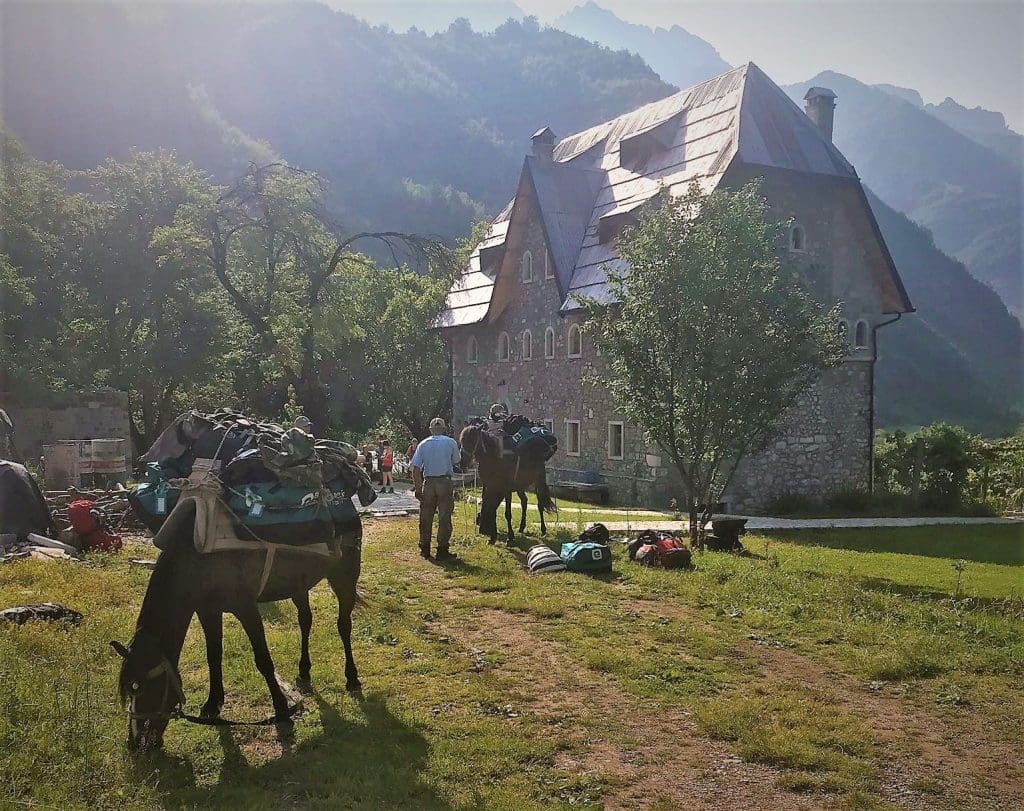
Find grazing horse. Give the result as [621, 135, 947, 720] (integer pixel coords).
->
[458, 423, 556, 543]
[111, 506, 362, 751]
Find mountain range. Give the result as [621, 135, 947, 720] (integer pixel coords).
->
[0, 0, 1020, 433]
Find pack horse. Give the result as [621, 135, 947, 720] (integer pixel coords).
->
[459, 413, 558, 543]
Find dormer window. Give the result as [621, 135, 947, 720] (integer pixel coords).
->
[618, 113, 678, 169]
[790, 224, 806, 252]
[521, 251, 533, 283]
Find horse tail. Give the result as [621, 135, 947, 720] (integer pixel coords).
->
[536, 475, 557, 515]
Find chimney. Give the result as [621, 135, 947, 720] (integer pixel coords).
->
[531, 126, 556, 162]
[804, 87, 837, 142]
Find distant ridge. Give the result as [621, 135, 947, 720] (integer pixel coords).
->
[786, 72, 1022, 320]
[554, 1, 729, 90]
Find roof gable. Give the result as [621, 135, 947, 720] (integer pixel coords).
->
[438, 62, 911, 327]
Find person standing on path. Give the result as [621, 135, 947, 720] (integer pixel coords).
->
[379, 440, 395, 493]
[411, 417, 461, 561]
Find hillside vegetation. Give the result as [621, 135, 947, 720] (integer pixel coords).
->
[1, 0, 1020, 432]
[786, 72, 1023, 320]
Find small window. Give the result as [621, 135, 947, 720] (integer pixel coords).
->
[567, 324, 582, 358]
[565, 420, 581, 456]
[467, 335, 478, 364]
[544, 327, 555, 359]
[854, 320, 869, 349]
[790, 224, 805, 252]
[521, 250, 533, 283]
[543, 419, 554, 434]
[607, 421, 624, 460]
[522, 329, 533, 360]
[498, 331, 510, 361]
[544, 249, 554, 280]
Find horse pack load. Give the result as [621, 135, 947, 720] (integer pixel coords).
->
[474, 414, 557, 462]
[129, 410, 376, 552]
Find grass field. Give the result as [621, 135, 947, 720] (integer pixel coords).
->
[1, 520, 1021, 809]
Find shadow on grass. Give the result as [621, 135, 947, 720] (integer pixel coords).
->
[769, 526, 1024, 566]
[146, 691, 450, 809]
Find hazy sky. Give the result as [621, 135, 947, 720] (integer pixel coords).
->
[524, 0, 1024, 131]
[350, 0, 1023, 131]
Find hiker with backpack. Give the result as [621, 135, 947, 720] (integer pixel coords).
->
[379, 440, 395, 493]
[411, 418, 461, 561]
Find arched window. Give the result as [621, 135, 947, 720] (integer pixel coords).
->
[567, 324, 582, 358]
[498, 331, 510, 361]
[544, 326, 555, 359]
[790, 224, 805, 252]
[544, 249, 554, 280]
[854, 320, 869, 349]
[467, 335, 478, 364]
[522, 329, 533, 360]
[521, 250, 533, 283]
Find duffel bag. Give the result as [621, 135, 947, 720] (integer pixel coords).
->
[526, 544, 565, 574]
[655, 536, 693, 569]
[128, 463, 180, 533]
[560, 541, 612, 573]
[225, 483, 334, 545]
[634, 543, 660, 566]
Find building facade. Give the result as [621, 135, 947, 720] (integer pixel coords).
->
[437, 65, 912, 511]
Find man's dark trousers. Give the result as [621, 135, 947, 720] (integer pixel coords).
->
[420, 476, 455, 554]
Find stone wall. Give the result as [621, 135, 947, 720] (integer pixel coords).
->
[445, 163, 885, 512]
[0, 389, 132, 465]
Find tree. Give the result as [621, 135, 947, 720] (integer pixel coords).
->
[72, 151, 239, 453]
[582, 181, 845, 540]
[158, 163, 452, 433]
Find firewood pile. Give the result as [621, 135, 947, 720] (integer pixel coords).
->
[45, 488, 145, 533]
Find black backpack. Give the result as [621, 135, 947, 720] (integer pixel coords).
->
[579, 523, 611, 545]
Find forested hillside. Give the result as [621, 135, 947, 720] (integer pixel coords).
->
[785, 73, 1023, 320]
[2, 1, 671, 238]
[1, 0, 1020, 433]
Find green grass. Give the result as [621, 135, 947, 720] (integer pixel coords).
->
[1, 521, 1022, 809]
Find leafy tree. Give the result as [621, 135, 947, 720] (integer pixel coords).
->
[582, 181, 845, 539]
[71, 151, 240, 452]
[158, 163, 451, 434]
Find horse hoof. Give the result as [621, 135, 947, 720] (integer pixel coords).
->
[200, 704, 222, 719]
[295, 675, 312, 692]
[346, 679, 362, 693]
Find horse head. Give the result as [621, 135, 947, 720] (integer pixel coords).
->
[458, 424, 482, 470]
[112, 631, 184, 752]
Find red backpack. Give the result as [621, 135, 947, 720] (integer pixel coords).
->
[68, 499, 122, 553]
[655, 536, 693, 569]
[381, 448, 394, 467]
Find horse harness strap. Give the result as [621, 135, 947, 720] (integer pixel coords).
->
[129, 652, 302, 727]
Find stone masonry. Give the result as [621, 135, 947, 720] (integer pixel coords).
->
[448, 167, 885, 512]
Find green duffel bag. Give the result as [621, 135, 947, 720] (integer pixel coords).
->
[560, 541, 613, 573]
[128, 463, 180, 534]
[224, 482, 334, 546]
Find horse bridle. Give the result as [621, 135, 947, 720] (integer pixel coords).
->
[126, 655, 188, 723]
[123, 651, 301, 728]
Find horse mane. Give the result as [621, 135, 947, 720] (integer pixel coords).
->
[458, 424, 499, 459]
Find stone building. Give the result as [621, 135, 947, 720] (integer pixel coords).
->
[436, 64, 913, 511]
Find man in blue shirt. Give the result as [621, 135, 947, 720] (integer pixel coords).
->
[411, 417, 462, 560]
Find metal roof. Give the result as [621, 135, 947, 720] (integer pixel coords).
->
[438, 62, 910, 326]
